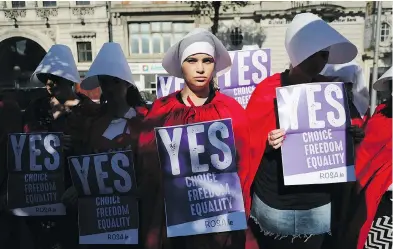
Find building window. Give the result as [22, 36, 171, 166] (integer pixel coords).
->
[380, 22, 391, 43]
[129, 22, 194, 54]
[11, 1, 25, 8]
[43, 1, 57, 7]
[77, 42, 92, 62]
[76, 1, 90, 5]
[291, 1, 309, 8]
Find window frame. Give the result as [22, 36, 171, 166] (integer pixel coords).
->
[128, 22, 194, 55]
[42, 1, 57, 7]
[11, 1, 26, 8]
[76, 1, 90, 6]
[380, 22, 391, 43]
[76, 42, 93, 63]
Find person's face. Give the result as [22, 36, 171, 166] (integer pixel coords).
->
[181, 53, 215, 92]
[99, 75, 128, 101]
[297, 50, 330, 77]
[45, 76, 73, 100]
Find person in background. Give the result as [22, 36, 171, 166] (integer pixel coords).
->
[138, 28, 251, 249]
[0, 96, 33, 249]
[322, 61, 370, 124]
[246, 13, 364, 249]
[23, 44, 99, 249]
[62, 42, 148, 249]
[335, 67, 392, 249]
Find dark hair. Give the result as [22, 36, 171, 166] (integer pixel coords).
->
[210, 78, 219, 92]
[99, 86, 147, 109]
[380, 96, 392, 118]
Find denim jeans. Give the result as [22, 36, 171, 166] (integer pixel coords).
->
[250, 193, 331, 239]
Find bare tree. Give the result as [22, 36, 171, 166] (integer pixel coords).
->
[188, 1, 249, 35]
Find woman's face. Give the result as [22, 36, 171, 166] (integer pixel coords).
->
[45, 76, 73, 100]
[99, 75, 128, 101]
[181, 53, 215, 92]
[297, 50, 330, 77]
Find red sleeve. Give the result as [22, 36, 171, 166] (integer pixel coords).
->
[355, 112, 392, 249]
[245, 74, 281, 184]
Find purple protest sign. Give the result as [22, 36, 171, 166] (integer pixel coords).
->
[276, 82, 355, 185]
[156, 49, 271, 106]
[156, 75, 184, 98]
[7, 132, 66, 216]
[155, 118, 247, 237]
[219, 49, 271, 108]
[68, 150, 138, 244]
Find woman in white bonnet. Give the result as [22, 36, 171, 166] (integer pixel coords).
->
[137, 28, 251, 249]
[246, 13, 364, 249]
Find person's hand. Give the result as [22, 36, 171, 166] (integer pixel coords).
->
[347, 125, 365, 144]
[61, 186, 78, 207]
[268, 129, 286, 149]
[63, 134, 73, 151]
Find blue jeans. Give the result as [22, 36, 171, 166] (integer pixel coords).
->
[250, 193, 331, 239]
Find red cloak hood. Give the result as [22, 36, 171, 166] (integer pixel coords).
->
[137, 91, 251, 249]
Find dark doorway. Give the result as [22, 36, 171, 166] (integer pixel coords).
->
[0, 37, 48, 109]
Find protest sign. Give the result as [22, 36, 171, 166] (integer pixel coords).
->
[218, 49, 271, 108]
[7, 132, 66, 216]
[276, 82, 355, 185]
[156, 49, 271, 109]
[155, 118, 247, 237]
[68, 150, 138, 244]
[156, 75, 184, 99]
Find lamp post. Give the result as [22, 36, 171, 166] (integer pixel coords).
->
[370, 1, 382, 115]
[107, 1, 113, 42]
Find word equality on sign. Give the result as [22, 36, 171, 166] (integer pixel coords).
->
[276, 82, 355, 186]
[155, 49, 271, 108]
[155, 119, 247, 237]
[7, 132, 66, 216]
[68, 150, 139, 245]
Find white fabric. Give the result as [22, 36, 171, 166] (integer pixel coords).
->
[102, 107, 136, 140]
[162, 28, 232, 79]
[285, 13, 358, 67]
[31, 44, 80, 84]
[322, 62, 370, 116]
[180, 42, 215, 65]
[373, 67, 392, 92]
[81, 42, 134, 90]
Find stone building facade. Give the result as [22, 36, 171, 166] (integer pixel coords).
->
[0, 1, 391, 98]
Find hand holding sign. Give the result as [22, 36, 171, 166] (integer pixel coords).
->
[268, 129, 286, 149]
[276, 82, 355, 186]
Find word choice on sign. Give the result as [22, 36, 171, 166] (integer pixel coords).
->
[276, 83, 347, 131]
[9, 133, 62, 172]
[155, 119, 236, 177]
[68, 151, 134, 196]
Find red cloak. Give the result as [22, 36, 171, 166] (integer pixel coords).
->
[137, 91, 251, 249]
[354, 103, 392, 249]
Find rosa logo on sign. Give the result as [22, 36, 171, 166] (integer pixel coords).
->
[276, 82, 355, 186]
[155, 119, 247, 237]
[68, 151, 139, 245]
[7, 132, 66, 216]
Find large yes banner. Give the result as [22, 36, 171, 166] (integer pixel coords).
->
[155, 119, 247, 237]
[276, 82, 355, 186]
[7, 132, 66, 216]
[156, 49, 271, 108]
[68, 151, 138, 244]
